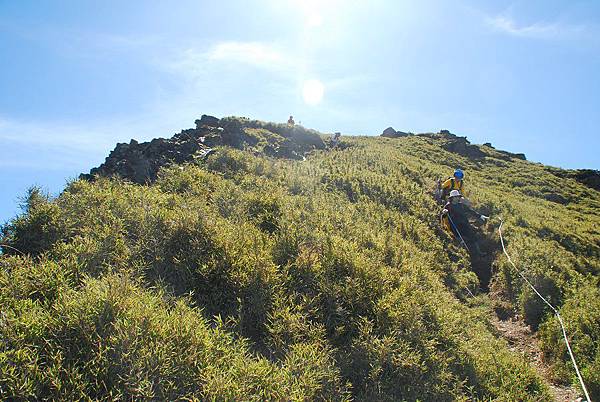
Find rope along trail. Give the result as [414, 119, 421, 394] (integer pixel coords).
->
[0, 244, 25, 256]
[498, 220, 591, 402]
[443, 213, 590, 400]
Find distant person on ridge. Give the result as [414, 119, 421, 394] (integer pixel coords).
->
[440, 190, 489, 255]
[287, 115, 295, 126]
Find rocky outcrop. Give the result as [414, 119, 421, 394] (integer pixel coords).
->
[573, 169, 600, 191]
[545, 168, 600, 192]
[81, 116, 326, 184]
[81, 134, 210, 184]
[381, 127, 410, 138]
[493, 150, 527, 161]
[195, 114, 220, 128]
[441, 136, 486, 159]
[417, 131, 526, 161]
[417, 130, 457, 140]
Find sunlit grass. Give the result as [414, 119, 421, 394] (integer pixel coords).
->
[1, 117, 598, 400]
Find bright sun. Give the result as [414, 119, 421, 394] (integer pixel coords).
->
[302, 79, 324, 105]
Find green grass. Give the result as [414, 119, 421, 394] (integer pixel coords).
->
[1, 117, 598, 400]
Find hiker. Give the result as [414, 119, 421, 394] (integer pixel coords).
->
[440, 190, 489, 255]
[330, 132, 341, 149]
[440, 169, 464, 201]
[287, 115, 295, 126]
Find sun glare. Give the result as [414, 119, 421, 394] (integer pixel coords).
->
[292, 0, 335, 27]
[302, 79, 324, 105]
[307, 13, 323, 27]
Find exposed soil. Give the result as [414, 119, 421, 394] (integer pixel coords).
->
[466, 228, 584, 401]
[490, 309, 583, 401]
[443, 206, 586, 401]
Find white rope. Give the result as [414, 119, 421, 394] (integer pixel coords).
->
[446, 213, 470, 253]
[498, 220, 591, 402]
[0, 244, 25, 256]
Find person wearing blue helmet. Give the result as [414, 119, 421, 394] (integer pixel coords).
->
[440, 169, 465, 201]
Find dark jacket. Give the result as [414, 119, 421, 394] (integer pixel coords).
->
[443, 201, 480, 229]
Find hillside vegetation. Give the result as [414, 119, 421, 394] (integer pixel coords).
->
[1, 117, 599, 401]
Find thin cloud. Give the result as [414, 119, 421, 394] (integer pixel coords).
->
[159, 40, 318, 100]
[163, 41, 302, 81]
[486, 15, 586, 39]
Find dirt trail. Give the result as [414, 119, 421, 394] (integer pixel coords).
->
[490, 313, 583, 402]
[468, 245, 583, 400]
[466, 234, 584, 402]
[452, 218, 586, 401]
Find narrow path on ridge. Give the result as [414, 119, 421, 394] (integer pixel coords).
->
[473, 239, 583, 402]
[437, 199, 586, 401]
[489, 312, 582, 402]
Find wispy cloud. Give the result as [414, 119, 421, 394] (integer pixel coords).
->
[486, 15, 586, 40]
[163, 41, 301, 82]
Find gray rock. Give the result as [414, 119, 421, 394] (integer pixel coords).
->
[195, 114, 220, 128]
[574, 169, 600, 191]
[441, 137, 486, 158]
[381, 127, 409, 138]
[382, 127, 397, 137]
[82, 115, 326, 184]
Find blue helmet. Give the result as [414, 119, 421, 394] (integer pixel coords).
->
[454, 169, 464, 179]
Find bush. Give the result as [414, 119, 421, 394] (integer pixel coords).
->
[1, 125, 597, 400]
[539, 284, 600, 399]
[1, 187, 68, 256]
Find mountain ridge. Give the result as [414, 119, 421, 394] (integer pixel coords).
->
[82, 115, 600, 193]
[2, 115, 599, 401]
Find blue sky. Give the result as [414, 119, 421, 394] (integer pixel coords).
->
[1, 0, 599, 223]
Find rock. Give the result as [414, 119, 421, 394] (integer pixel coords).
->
[81, 131, 208, 184]
[420, 129, 456, 139]
[573, 169, 600, 191]
[82, 115, 327, 184]
[543, 192, 568, 204]
[483, 142, 494, 149]
[441, 137, 486, 158]
[513, 153, 527, 160]
[195, 114, 220, 128]
[382, 127, 397, 137]
[381, 127, 409, 138]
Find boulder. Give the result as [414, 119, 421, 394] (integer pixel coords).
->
[382, 127, 397, 137]
[195, 114, 220, 128]
[441, 137, 486, 158]
[381, 127, 410, 138]
[573, 169, 600, 191]
[543, 192, 569, 205]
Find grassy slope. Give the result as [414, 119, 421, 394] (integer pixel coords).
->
[1, 121, 599, 401]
